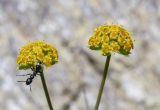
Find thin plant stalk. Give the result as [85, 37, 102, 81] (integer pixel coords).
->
[94, 55, 111, 110]
[40, 70, 54, 110]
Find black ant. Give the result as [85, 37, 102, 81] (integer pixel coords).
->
[17, 62, 42, 91]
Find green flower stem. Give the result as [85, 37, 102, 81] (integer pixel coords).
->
[94, 55, 111, 110]
[40, 71, 54, 110]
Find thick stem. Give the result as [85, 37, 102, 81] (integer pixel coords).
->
[94, 55, 111, 110]
[40, 71, 54, 110]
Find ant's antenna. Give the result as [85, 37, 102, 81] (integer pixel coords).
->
[16, 75, 26, 76]
[16, 73, 31, 76]
[31, 67, 35, 71]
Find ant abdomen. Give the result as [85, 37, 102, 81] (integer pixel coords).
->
[26, 78, 32, 85]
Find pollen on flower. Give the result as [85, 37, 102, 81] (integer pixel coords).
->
[17, 41, 58, 70]
[88, 36, 102, 50]
[110, 41, 120, 52]
[101, 43, 112, 56]
[88, 24, 134, 56]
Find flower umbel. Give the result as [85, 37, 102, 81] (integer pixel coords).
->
[88, 24, 134, 56]
[17, 41, 58, 70]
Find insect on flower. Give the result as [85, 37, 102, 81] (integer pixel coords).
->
[16, 41, 58, 91]
[17, 61, 42, 91]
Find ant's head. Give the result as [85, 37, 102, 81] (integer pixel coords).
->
[30, 61, 42, 73]
[36, 61, 42, 72]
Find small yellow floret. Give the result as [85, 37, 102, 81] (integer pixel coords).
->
[88, 36, 102, 49]
[101, 43, 112, 56]
[110, 41, 120, 52]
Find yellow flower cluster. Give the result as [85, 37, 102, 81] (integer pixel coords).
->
[88, 24, 134, 56]
[17, 41, 58, 70]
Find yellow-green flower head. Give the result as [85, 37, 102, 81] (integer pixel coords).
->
[17, 41, 58, 70]
[88, 24, 134, 56]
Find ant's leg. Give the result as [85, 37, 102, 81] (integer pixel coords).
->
[31, 67, 35, 71]
[17, 81, 25, 82]
[30, 85, 32, 92]
[16, 73, 31, 76]
[37, 73, 41, 76]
